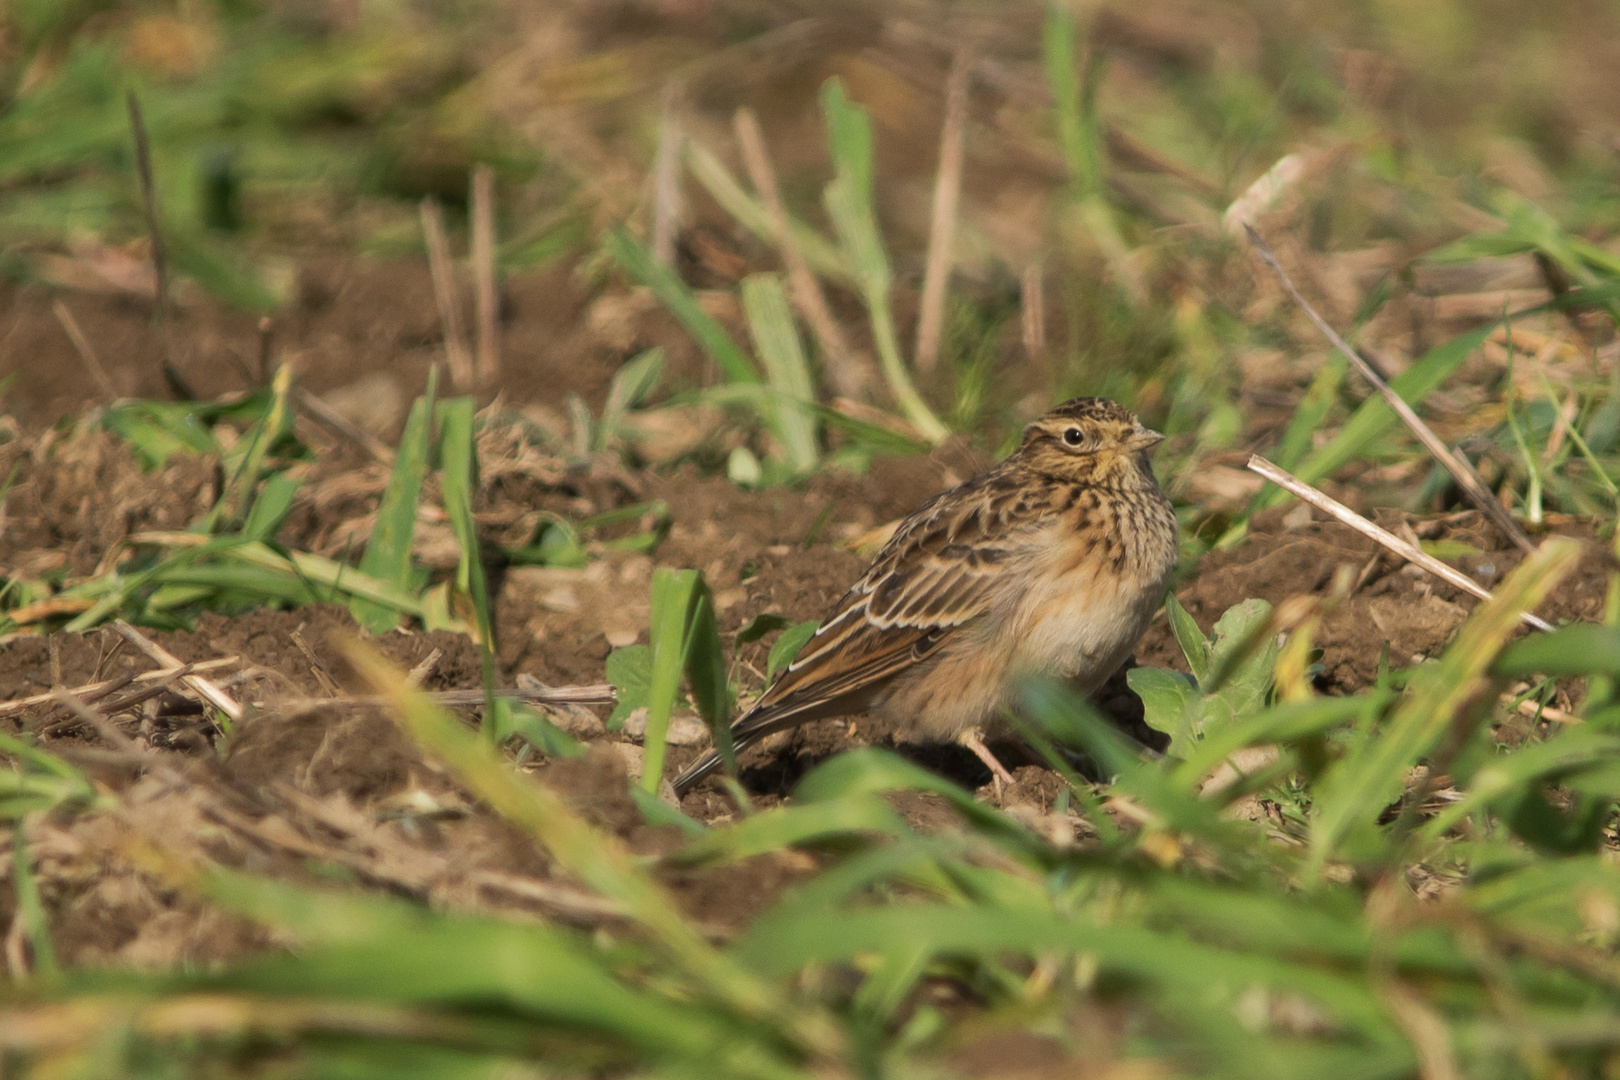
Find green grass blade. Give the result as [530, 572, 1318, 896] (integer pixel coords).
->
[1307, 539, 1582, 877]
[197, 869, 765, 1070]
[740, 273, 819, 475]
[767, 620, 818, 680]
[677, 798, 910, 865]
[1262, 324, 1494, 506]
[1042, 4, 1100, 202]
[206, 364, 296, 533]
[1493, 623, 1620, 679]
[352, 380, 436, 633]
[437, 397, 498, 733]
[239, 471, 301, 544]
[12, 816, 58, 982]
[340, 640, 836, 1061]
[733, 902, 1400, 1046]
[596, 348, 664, 452]
[683, 141, 850, 285]
[818, 79, 948, 445]
[643, 569, 697, 792]
[683, 584, 731, 732]
[605, 226, 759, 385]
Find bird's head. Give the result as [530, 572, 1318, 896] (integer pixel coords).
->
[1018, 397, 1164, 486]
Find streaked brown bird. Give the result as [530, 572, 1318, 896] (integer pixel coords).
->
[672, 397, 1179, 796]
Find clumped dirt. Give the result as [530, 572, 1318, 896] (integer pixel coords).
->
[0, 401, 1611, 974]
[1138, 506, 1609, 692]
[0, 253, 728, 444]
[0, 216, 1613, 981]
[0, 415, 1030, 971]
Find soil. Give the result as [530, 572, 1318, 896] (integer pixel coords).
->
[0, 250, 1609, 981]
[1138, 506, 1609, 693]
[0, 256, 713, 440]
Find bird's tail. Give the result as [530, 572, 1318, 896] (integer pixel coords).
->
[670, 746, 727, 796]
[664, 705, 777, 799]
[669, 694, 853, 796]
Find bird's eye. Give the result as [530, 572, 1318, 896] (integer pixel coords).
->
[1062, 427, 1085, 447]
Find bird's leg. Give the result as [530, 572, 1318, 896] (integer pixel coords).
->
[959, 730, 1017, 791]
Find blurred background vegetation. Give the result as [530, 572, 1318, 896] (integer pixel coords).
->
[5, 0, 1618, 450]
[5, 3, 1620, 1079]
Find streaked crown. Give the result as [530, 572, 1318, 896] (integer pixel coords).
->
[1019, 397, 1164, 485]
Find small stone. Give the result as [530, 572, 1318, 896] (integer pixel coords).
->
[620, 708, 708, 745]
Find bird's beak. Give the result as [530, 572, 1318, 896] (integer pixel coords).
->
[1128, 427, 1165, 451]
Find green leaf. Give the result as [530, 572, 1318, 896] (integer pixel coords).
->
[352, 380, 435, 633]
[101, 401, 220, 468]
[1492, 623, 1620, 679]
[1165, 594, 1211, 681]
[605, 227, 758, 386]
[489, 699, 587, 759]
[1128, 666, 1197, 748]
[240, 471, 301, 543]
[596, 348, 664, 452]
[527, 518, 590, 568]
[1263, 323, 1495, 506]
[734, 612, 792, 648]
[1203, 598, 1277, 721]
[605, 644, 651, 728]
[1130, 599, 1276, 760]
[741, 273, 819, 475]
[767, 620, 819, 680]
[641, 569, 731, 792]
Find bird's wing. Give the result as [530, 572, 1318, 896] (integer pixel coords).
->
[674, 468, 1073, 793]
[729, 476, 1055, 742]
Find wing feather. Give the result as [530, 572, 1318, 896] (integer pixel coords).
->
[674, 463, 1070, 793]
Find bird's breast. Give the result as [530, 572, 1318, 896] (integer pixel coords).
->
[1006, 496, 1176, 686]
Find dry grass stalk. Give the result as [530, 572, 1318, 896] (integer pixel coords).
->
[0, 657, 240, 720]
[651, 90, 684, 267]
[1021, 263, 1046, 361]
[1245, 225, 1535, 554]
[265, 781, 629, 924]
[1246, 455, 1553, 633]
[282, 684, 616, 716]
[470, 164, 501, 387]
[292, 385, 396, 465]
[50, 688, 150, 758]
[39, 665, 212, 738]
[51, 300, 119, 400]
[914, 49, 972, 375]
[125, 90, 192, 401]
[420, 197, 474, 391]
[1513, 695, 1576, 724]
[406, 647, 443, 688]
[111, 619, 246, 723]
[256, 316, 274, 386]
[732, 107, 867, 399]
[1224, 154, 1304, 237]
[290, 628, 343, 697]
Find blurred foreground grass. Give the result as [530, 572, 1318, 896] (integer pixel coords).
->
[6, 537, 1620, 1078]
[7, 2, 1620, 1078]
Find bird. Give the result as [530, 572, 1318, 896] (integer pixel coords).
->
[671, 397, 1179, 797]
